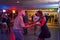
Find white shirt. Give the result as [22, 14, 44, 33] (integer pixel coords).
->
[33, 15, 40, 24]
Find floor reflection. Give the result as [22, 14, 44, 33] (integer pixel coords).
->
[0, 26, 59, 40]
[24, 26, 60, 40]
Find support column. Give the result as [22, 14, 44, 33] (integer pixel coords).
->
[58, 3, 60, 27]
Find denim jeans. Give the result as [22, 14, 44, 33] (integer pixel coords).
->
[23, 29, 27, 35]
[14, 30, 24, 40]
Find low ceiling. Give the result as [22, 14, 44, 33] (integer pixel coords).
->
[0, 0, 59, 5]
[0, 0, 59, 9]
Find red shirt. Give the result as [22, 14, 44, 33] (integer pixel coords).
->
[36, 17, 46, 27]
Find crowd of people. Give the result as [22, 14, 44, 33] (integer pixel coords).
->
[0, 9, 51, 40]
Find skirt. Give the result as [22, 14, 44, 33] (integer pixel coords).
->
[38, 25, 51, 38]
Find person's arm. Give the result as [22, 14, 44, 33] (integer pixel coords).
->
[20, 16, 26, 27]
[36, 17, 46, 27]
[20, 16, 29, 28]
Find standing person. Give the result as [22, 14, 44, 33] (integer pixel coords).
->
[0, 13, 3, 34]
[23, 11, 28, 35]
[34, 11, 51, 40]
[2, 14, 10, 33]
[0, 13, 8, 40]
[33, 14, 40, 35]
[44, 14, 49, 23]
[13, 10, 29, 40]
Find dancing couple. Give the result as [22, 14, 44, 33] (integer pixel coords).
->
[13, 10, 51, 40]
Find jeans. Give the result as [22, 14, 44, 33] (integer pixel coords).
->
[14, 30, 24, 40]
[23, 29, 27, 35]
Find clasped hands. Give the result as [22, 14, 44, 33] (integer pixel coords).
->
[24, 22, 36, 28]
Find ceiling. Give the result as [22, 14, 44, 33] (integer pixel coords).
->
[0, 0, 59, 9]
[0, 0, 59, 5]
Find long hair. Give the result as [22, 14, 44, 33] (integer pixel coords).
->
[37, 11, 43, 18]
